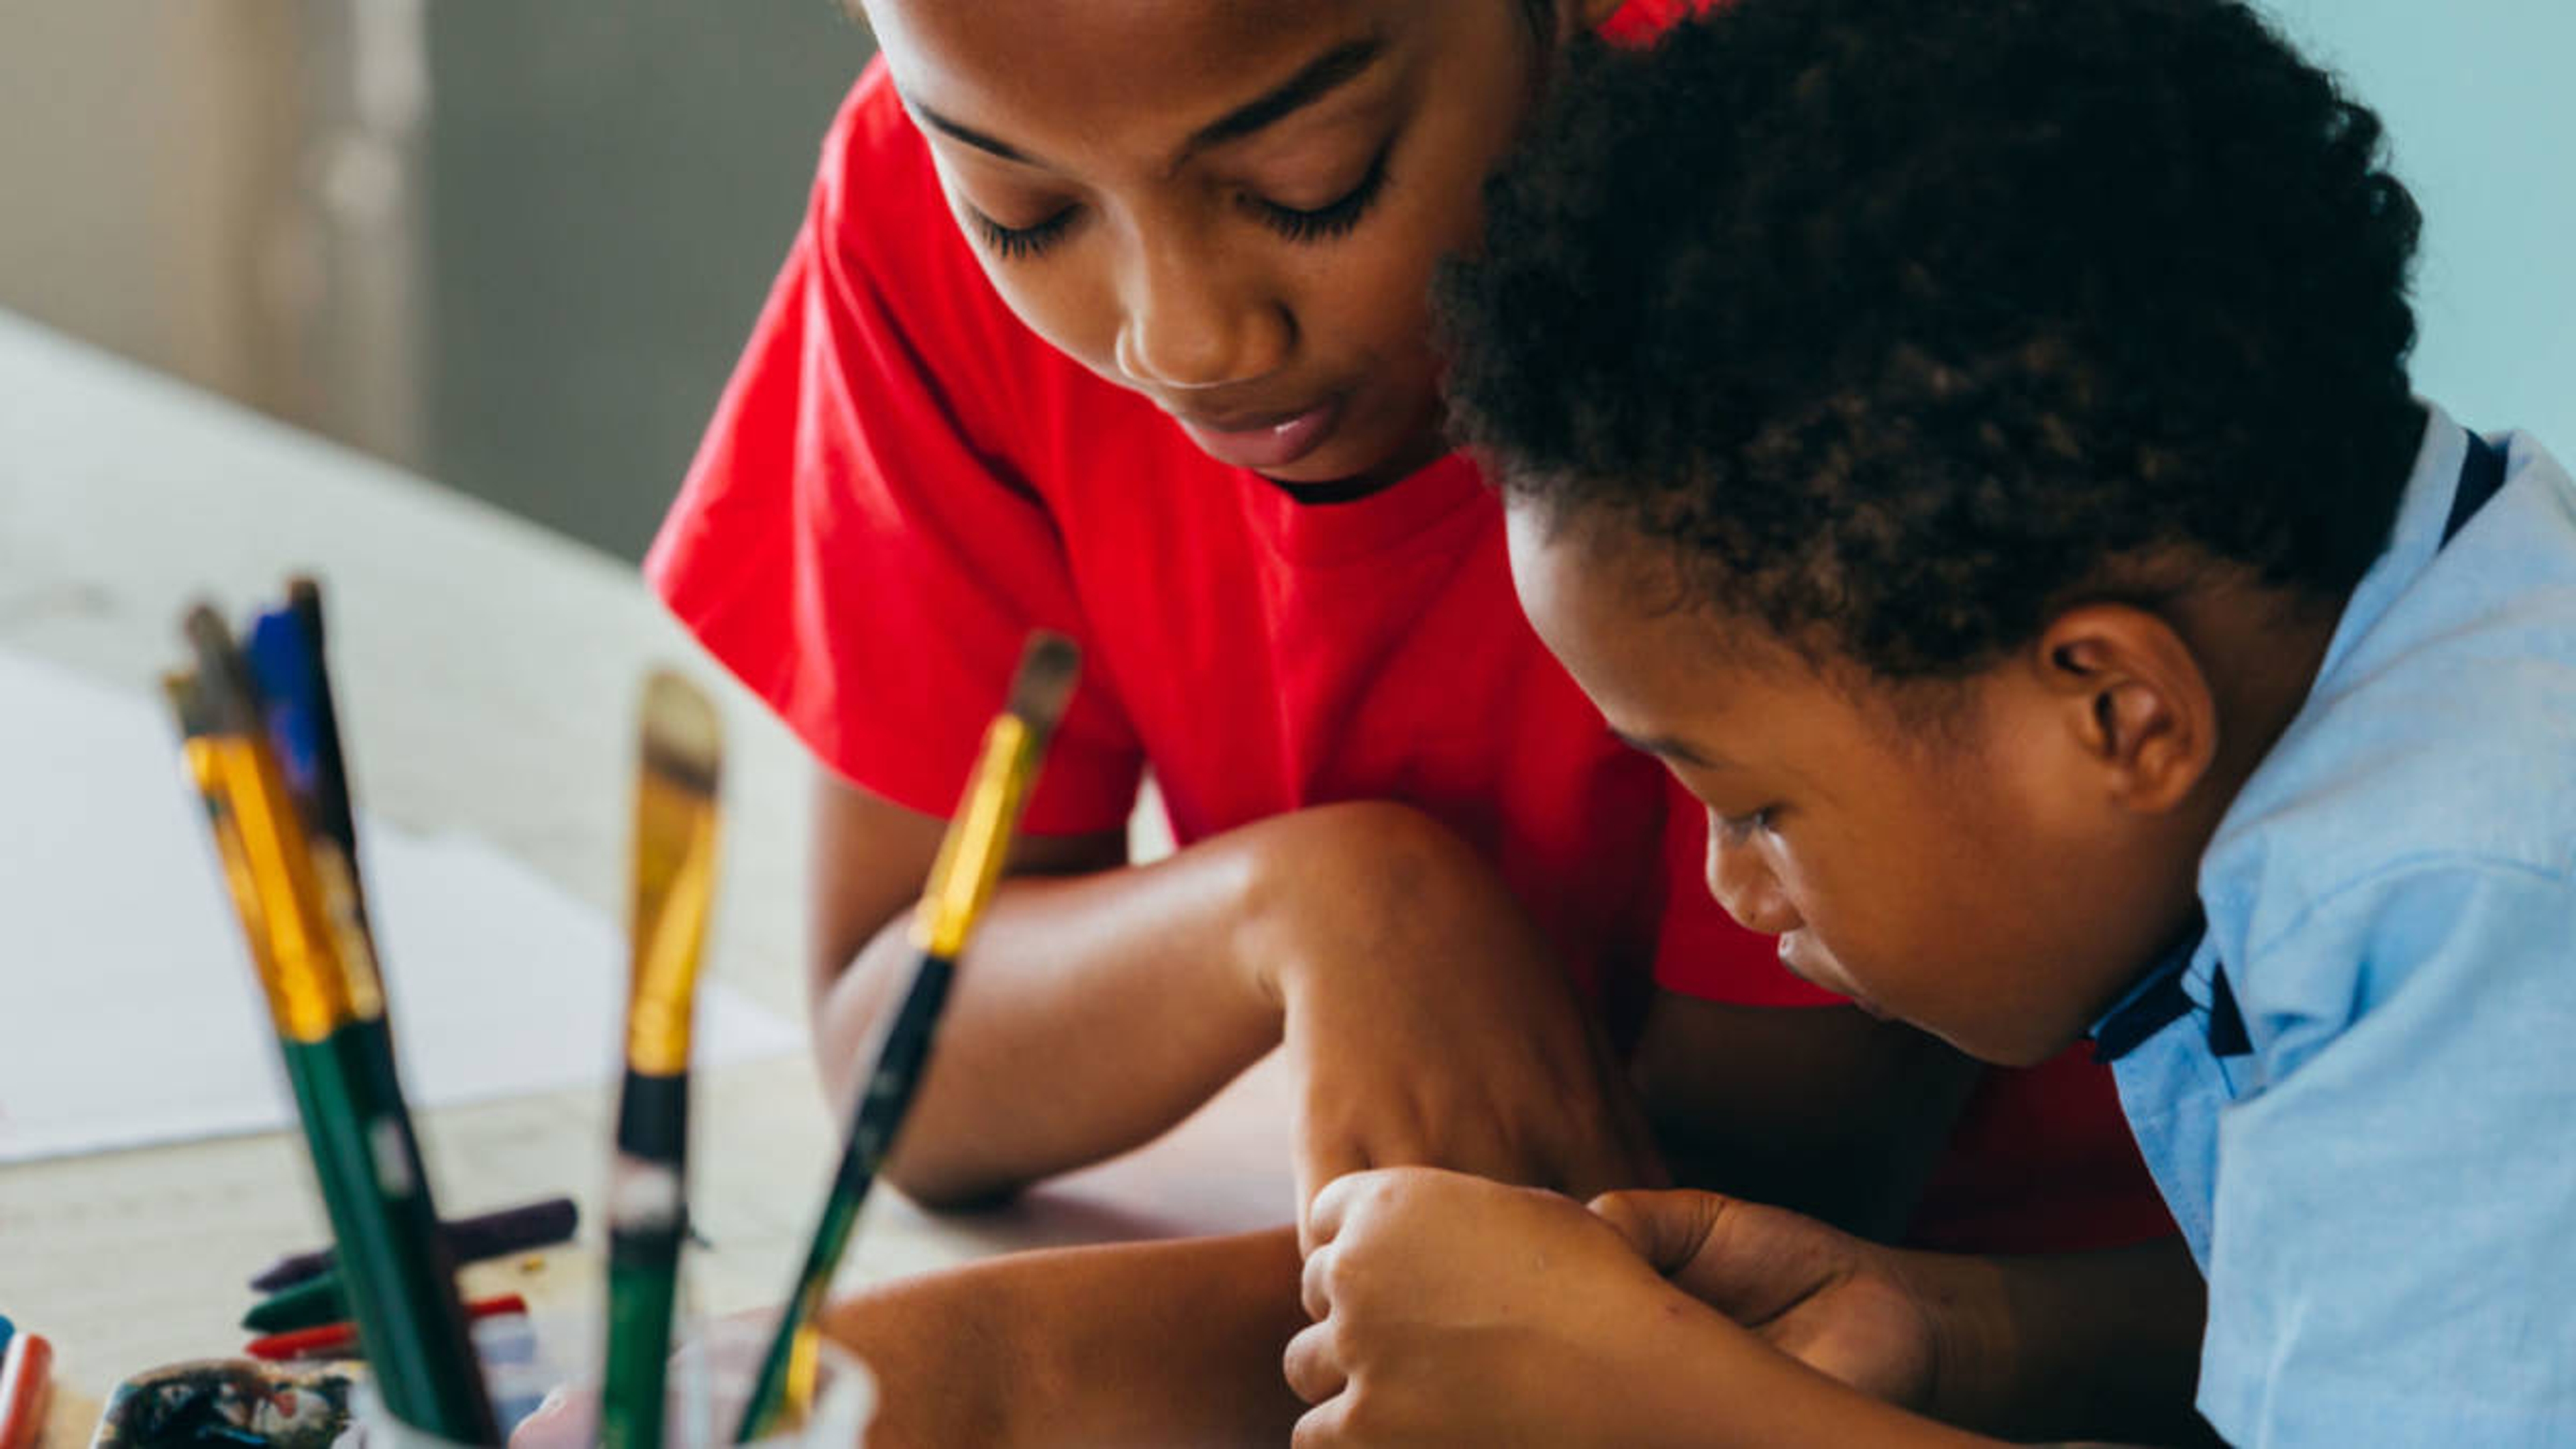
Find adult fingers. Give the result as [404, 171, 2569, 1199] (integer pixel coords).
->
[1589, 1187, 1727, 1271]
[1589, 1189, 1841, 1323]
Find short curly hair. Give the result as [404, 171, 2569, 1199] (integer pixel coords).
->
[1440, 0, 2424, 680]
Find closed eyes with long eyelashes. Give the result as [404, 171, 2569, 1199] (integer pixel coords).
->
[967, 204, 1075, 261]
[965, 143, 1396, 261]
[1248, 143, 1393, 243]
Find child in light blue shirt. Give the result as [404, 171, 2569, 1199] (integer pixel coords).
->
[1279, 1, 2576, 1444]
[2098, 407, 2576, 1440]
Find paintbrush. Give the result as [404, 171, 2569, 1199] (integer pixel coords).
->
[173, 602, 497, 1444]
[601, 671, 724, 1449]
[735, 631, 1081, 1441]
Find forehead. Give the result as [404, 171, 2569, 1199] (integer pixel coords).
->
[1504, 502, 1974, 786]
[863, 0, 1408, 152]
[1505, 503, 1752, 716]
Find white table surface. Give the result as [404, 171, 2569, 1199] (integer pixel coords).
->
[0, 311, 1293, 1425]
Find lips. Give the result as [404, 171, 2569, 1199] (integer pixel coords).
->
[1171, 394, 1344, 474]
[1778, 932, 1886, 1016]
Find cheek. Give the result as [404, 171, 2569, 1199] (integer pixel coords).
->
[924, 172, 1123, 370]
[1295, 32, 1533, 363]
[1271, 169, 1472, 374]
[975, 252, 1121, 372]
[1770, 835, 1940, 985]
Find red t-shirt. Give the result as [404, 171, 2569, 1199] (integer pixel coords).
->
[649, 9, 2171, 1253]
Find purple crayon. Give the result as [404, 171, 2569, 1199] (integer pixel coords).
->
[249, 1197, 579, 1294]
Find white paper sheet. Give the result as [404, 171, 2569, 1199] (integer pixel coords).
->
[0, 647, 801, 1164]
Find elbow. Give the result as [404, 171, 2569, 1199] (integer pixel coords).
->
[882, 1155, 1026, 1213]
[809, 976, 1029, 1213]
[808, 1044, 1028, 1210]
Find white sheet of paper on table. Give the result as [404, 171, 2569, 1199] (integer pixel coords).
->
[0, 646, 802, 1164]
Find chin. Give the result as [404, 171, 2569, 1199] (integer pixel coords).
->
[1313, 394, 1448, 482]
[1943, 1022, 2080, 1069]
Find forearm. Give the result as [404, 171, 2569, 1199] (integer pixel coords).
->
[818, 1229, 1307, 1449]
[818, 828, 1286, 1203]
[1915, 1237, 2212, 1445]
[1565, 1289, 2000, 1449]
[1637, 995, 1979, 1239]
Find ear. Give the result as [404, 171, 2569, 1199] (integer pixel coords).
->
[2029, 604, 2218, 814]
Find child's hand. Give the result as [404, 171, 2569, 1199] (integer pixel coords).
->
[1284, 1167, 1727, 1446]
[1241, 803, 1666, 1249]
[1590, 1188, 1943, 1412]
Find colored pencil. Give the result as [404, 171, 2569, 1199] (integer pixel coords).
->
[0, 1332, 52, 1449]
[248, 1294, 529, 1364]
[172, 602, 497, 1444]
[243, 1271, 347, 1334]
[735, 632, 1081, 1442]
[601, 672, 724, 1449]
[248, 1196, 580, 1294]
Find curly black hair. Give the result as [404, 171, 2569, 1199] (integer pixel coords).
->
[1440, 0, 2424, 680]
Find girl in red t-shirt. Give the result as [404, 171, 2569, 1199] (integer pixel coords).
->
[631, 0, 2188, 1442]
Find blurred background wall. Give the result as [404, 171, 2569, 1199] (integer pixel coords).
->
[2261, 1, 2576, 462]
[0, 3, 2563, 565]
[0, 0, 869, 561]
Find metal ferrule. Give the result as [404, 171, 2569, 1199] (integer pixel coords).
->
[210, 734, 354, 1043]
[913, 716, 1033, 959]
[625, 774, 718, 1075]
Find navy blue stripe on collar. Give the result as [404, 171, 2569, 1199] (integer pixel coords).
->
[2090, 426, 2504, 1067]
[2444, 429, 2508, 545]
[2090, 922, 2208, 1063]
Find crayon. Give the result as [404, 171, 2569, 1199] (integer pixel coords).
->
[242, 1272, 347, 1334]
[0, 1332, 52, 1449]
[246, 1293, 529, 1364]
[248, 1196, 580, 1294]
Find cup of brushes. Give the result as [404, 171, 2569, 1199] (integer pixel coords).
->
[168, 578, 1081, 1446]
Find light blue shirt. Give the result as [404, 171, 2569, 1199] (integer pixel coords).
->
[2103, 404, 2576, 1446]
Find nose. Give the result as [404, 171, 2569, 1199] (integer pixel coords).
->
[1703, 810, 1802, 936]
[1112, 232, 1292, 392]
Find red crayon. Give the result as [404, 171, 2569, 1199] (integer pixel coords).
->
[247, 1295, 529, 1363]
[0, 1332, 52, 1449]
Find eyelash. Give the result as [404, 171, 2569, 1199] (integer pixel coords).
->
[1716, 807, 1777, 843]
[968, 206, 1075, 262]
[1250, 146, 1393, 244]
[965, 146, 1394, 262]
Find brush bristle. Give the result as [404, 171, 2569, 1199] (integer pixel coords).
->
[182, 603, 263, 738]
[286, 577, 329, 646]
[161, 669, 210, 737]
[639, 669, 722, 796]
[1003, 632, 1082, 743]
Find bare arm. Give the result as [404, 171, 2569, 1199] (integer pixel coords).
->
[1918, 1236, 2214, 1445]
[1632, 991, 1981, 1239]
[818, 1229, 1307, 1448]
[1597, 1187, 2214, 1445]
[814, 773, 1666, 1215]
[1627, 1004, 2208, 1440]
[809, 771, 1283, 1205]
